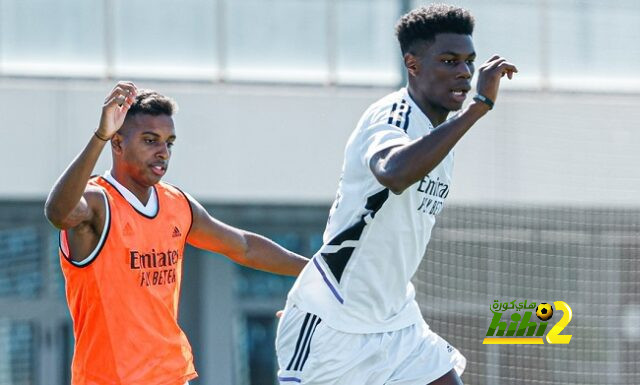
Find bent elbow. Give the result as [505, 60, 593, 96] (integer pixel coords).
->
[387, 181, 409, 195]
[376, 173, 409, 195]
[388, 184, 406, 195]
[44, 202, 66, 229]
[372, 157, 411, 195]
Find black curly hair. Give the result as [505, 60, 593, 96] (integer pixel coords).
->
[125, 89, 178, 120]
[395, 4, 475, 56]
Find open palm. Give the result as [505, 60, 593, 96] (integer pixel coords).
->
[97, 81, 137, 139]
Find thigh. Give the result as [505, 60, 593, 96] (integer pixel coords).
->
[276, 304, 322, 381]
[275, 305, 393, 385]
[428, 369, 463, 385]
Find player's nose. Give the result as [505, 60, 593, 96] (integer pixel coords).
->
[156, 144, 170, 159]
[456, 62, 472, 79]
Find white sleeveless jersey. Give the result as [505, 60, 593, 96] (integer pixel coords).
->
[288, 88, 455, 333]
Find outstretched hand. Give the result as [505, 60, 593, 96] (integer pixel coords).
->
[475, 55, 518, 105]
[96, 81, 138, 140]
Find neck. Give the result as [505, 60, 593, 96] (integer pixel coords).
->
[407, 84, 449, 126]
[110, 168, 152, 205]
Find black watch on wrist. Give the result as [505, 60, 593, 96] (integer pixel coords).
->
[473, 93, 494, 110]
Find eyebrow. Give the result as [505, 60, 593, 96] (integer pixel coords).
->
[440, 51, 476, 57]
[141, 131, 176, 140]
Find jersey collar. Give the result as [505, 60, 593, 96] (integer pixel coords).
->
[103, 170, 158, 217]
[401, 86, 434, 130]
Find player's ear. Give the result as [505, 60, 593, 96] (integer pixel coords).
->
[404, 53, 420, 77]
[111, 132, 124, 155]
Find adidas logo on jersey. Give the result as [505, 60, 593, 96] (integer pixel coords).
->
[172, 226, 181, 238]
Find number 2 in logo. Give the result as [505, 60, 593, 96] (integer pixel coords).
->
[545, 301, 572, 344]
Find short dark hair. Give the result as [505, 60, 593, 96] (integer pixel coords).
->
[125, 89, 178, 120]
[395, 4, 475, 55]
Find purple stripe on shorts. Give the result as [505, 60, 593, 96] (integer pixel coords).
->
[278, 376, 302, 383]
[313, 257, 344, 304]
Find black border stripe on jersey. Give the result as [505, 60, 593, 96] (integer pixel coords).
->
[286, 313, 312, 370]
[321, 247, 355, 282]
[299, 317, 321, 371]
[60, 189, 112, 268]
[326, 188, 389, 246]
[166, 183, 195, 239]
[326, 222, 365, 247]
[322, 188, 390, 282]
[293, 315, 320, 371]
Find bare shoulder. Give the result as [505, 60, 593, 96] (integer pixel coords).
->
[64, 186, 109, 262]
[84, 185, 107, 215]
[62, 185, 107, 232]
[84, 184, 104, 198]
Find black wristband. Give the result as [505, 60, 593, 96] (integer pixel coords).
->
[473, 93, 494, 110]
[94, 130, 111, 141]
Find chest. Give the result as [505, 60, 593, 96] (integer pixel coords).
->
[109, 205, 187, 248]
[403, 151, 454, 218]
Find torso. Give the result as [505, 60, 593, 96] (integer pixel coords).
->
[288, 87, 454, 333]
[67, 172, 159, 263]
[59, 175, 198, 384]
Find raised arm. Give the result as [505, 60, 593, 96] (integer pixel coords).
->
[44, 82, 137, 229]
[184, 195, 308, 276]
[371, 55, 517, 194]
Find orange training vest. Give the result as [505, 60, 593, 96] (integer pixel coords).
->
[59, 176, 197, 385]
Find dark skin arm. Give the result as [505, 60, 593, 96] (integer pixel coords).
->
[185, 195, 308, 276]
[45, 82, 137, 229]
[44, 82, 137, 261]
[371, 101, 487, 194]
[371, 55, 517, 194]
[46, 81, 308, 273]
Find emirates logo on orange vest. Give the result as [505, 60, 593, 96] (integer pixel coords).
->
[130, 249, 180, 287]
[172, 226, 181, 238]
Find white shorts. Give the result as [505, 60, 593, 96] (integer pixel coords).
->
[275, 304, 466, 385]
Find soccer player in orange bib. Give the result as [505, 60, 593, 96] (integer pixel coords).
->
[45, 82, 309, 385]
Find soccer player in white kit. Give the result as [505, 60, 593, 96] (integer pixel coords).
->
[276, 4, 517, 384]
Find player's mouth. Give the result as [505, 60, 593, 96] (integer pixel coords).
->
[150, 163, 167, 176]
[450, 88, 470, 103]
